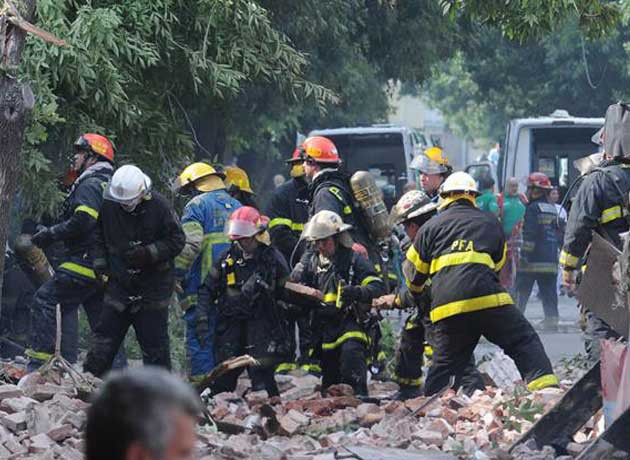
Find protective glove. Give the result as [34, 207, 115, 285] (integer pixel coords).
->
[242, 274, 263, 298]
[32, 225, 55, 248]
[340, 285, 364, 303]
[124, 245, 153, 268]
[93, 257, 109, 283]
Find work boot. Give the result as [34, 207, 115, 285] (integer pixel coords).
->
[393, 385, 423, 401]
[538, 317, 559, 332]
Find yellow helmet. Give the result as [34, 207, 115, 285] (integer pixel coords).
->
[172, 162, 225, 193]
[225, 166, 254, 194]
[410, 147, 451, 175]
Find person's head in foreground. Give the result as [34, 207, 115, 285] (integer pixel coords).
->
[86, 366, 201, 460]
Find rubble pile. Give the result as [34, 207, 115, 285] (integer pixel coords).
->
[196, 374, 595, 460]
[0, 371, 96, 459]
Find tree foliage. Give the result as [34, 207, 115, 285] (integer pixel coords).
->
[424, 19, 630, 141]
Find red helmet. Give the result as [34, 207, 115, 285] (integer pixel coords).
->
[286, 148, 304, 164]
[527, 172, 552, 189]
[300, 136, 340, 164]
[225, 206, 268, 240]
[74, 133, 115, 162]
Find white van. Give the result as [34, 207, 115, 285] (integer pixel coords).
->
[500, 110, 604, 193]
[307, 124, 428, 207]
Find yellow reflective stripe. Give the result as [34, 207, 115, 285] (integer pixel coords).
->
[275, 362, 297, 373]
[201, 232, 230, 280]
[406, 245, 429, 274]
[393, 374, 422, 387]
[269, 218, 304, 231]
[25, 349, 53, 361]
[559, 250, 579, 268]
[429, 251, 495, 275]
[323, 292, 338, 303]
[404, 315, 418, 330]
[269, 217, 292, 229]
[75, 205, 98, 219]
[405, 277, 425, 293]
[600, 205, 623, 224]
[430, 292, 513, 322]
[527, 374, 559, 391]
[495, 244, 507, 272]
[300, 363, 322, 373]
[227, 272, 236, 285]
[438, 194, 476, 210]
[343, 206, 352, 215]
[377, 351, 386, 361]
[519, 263, 558, 273]
[59, 262, 96, 279]
[322, 331, 369, 350]
[424, 344, 433, 357]
[361, 276, 380, 287]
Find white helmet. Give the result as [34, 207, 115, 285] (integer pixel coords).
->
[389, 190, 437, 226]
[105, 165, 152, 206]
[439, 171, 479, 197]
[302, 210, 352, 241]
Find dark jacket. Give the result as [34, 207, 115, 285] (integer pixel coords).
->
[52, 162, 113, 279]
[293, 246, 385, 350]
[403, 199, 510, 324]
[93, 191, 185, 302]
[560, 163, 630, 269]
[198, 243, 291, 357]
[267, 177, 309, 265]
[519, 197, 559, 273]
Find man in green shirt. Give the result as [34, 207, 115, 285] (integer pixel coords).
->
[476, 176, 499, 217]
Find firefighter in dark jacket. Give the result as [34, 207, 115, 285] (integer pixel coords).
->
[403, 172, 558, 396]
[561, 102, 630, 362]
[266, 149, 312, 374]
[198, 206, 291, 397]
[28, 134, 126, 368]
[374, 191, 484, 399]
[515, 172, 560, 330]
[84, 165, 185, 377]
[292, 210, 385, 396]
[301, 136, 374, 262]
[409, 147, 452, 200]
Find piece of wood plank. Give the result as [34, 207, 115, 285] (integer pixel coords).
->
[576, 407, 630, 459]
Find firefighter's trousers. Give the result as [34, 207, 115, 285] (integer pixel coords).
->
[581, 306, 620, 364]
[424, 305, 556, 396]
[515, 272, 559, 319]
[84, 298, 170, 377]
[212, 317, 281, 397]
[184, 304, 217, 379]
[396, 313, 484, 394]
[29, 272, 126, 368]
[321, 337, 368, 396]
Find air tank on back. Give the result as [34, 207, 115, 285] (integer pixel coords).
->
[350, 171, 391, 241]
[13, 234, 54, 287]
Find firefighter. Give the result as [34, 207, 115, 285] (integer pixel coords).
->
[374, 191, 484, 399]
[515, 172, 560, 330]
[403, 172, 558, 396]
[410, 147, 452, 199]
[266, 149, 312, 374]
[27, 134, 126, 369]
[197, 206, 291, 397]
[172, 162, 242, 381]
[561, 102, 630, 362]
[225, 165, 258, 209]
[300, 136, 373, 261]
[84, 165, 185, 377]
[292, 210, 385, 396]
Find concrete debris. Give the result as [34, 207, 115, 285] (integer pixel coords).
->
[0, 354, 594, 459]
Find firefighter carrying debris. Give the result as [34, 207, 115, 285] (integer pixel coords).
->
[561, 102, 630, 362]
[374, 190, 484, 399]
[198, 206, 291, 397]
[292, 210, 385, 396]
[403, 171, 558, 395]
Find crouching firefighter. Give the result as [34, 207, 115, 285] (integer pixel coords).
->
[172, 162, 241, 381]
[292, 211, 385, 396]
[28, 134, 126, 369]
[198, 206, 291, 397]
[403, 172, 558, 396]
[84, 165, 185, 377]
[374, 191, 484, 399]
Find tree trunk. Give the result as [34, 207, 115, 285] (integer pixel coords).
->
[0, 0, 37, 314]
